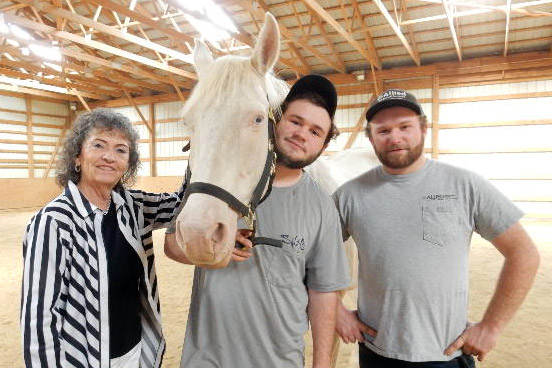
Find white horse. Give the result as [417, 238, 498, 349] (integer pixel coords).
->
[175, 13, 288, 268]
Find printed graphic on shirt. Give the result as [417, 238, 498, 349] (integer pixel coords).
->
[280, 234, 306, 251]
[424, 194, 457, 201]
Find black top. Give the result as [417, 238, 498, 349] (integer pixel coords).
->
[101, 200, 143, 358]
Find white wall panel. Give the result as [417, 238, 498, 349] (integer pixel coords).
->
[33, 126, 62, 135]
[154, 101, 183, 120]
[156, 141, 185, 157]
[0, 124, 26, 132]
[33, 115, 66, 126]
[439, 125, 552, 150]
[157, 160, 188, 177]
[438, 153, 552, 179]
[138, 164, 150, 177]
[112, 105, 149, 122]
[441, 79, 552, 98]
[439, 97, 552, 124]
[0, 132, 25, 140]
[0, 95, 26, 111]
[491, 180, 552, 200]
[134, 124, 150, 138]
[0, 152, 28, 160]
[138, 143, 150, 159]
[32, 100, 68, 115]
[516, 202, 552, 216]
[1, 169, 27, 178]
[4, 144, 27, 151]
[156, 121, 187, 138]
[0, 111, 26, 121]
[35, 154, 53, 161]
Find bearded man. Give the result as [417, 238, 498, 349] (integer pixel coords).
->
[332, 89, 539, 368]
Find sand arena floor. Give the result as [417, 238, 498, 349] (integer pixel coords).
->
[1, 209, 550, 367]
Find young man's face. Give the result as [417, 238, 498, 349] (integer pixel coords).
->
[368, 106, 426, 174]
[275, 99, 331, 169]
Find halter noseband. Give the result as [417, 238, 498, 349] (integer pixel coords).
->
[182, 117, 277, 238]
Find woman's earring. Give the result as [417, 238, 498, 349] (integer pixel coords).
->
[75, 163, 81, 173]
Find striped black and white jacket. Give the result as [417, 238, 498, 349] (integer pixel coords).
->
[21, 180, 184, 368]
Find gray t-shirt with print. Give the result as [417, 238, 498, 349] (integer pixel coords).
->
[180, 172, 350, 368]
[333, 160, 523, 362]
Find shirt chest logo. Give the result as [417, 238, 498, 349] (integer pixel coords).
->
[280, 234, 306, 251]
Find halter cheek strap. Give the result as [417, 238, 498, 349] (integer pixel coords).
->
[182, 118, 278, 243]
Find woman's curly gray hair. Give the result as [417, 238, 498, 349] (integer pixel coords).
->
[55, 108, 141, 188]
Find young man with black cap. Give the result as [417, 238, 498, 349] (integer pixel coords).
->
[166, 75, 349, 368]
[333, 89, 540, 367]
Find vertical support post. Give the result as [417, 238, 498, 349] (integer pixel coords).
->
[431, 74, 440, 159]
[149, 103, 157, 177]
[25, 95, 34, 178]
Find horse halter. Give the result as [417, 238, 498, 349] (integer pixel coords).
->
[182, 117, 277, 238]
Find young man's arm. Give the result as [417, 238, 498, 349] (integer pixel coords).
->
[308, 289, 338, 368]
[445, 222, 540, 361]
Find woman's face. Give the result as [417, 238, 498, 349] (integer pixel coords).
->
[75, 127, 131, 190]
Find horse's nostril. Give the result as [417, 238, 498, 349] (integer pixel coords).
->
[210, 222, 226, 245]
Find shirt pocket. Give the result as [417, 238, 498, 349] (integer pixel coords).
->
[422, 200, 459, 246]
[265, 245, 305, 289]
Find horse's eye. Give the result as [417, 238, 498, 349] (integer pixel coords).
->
[254, 115, 264, 125]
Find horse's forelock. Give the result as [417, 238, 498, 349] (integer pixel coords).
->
[265, 74, 289, 119]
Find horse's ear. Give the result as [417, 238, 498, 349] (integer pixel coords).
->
[251, 12, 280, 75]
[193, 39, 213, 77]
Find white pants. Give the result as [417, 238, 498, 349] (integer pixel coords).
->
[110, 341, 141, 368]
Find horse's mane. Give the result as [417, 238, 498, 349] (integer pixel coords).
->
[182, 54, 289, 125]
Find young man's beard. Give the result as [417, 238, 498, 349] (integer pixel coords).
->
[275, 145, 324, 169]
[375, 136, 425, 170]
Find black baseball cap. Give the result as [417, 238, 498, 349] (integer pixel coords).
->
[284, 75, 337, 120]
[366, 89, 424, 122]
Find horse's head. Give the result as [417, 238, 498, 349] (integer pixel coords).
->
[176, 13, 287, 268]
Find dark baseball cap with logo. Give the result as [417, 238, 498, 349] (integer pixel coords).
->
[284, 74, 337, 120]
[365, 89, 424, 122]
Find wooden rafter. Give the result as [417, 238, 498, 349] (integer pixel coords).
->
[301, 0, 380, 70]
[305, 5, 345, 72]
[69, 87, 91, 111]
[123, 88, 152, 134]
[0, 82, 79, 101]
[3, 11, 196, 80]
[504, 0, 512, 56]
[399, 0, 420, 63]
[350, 0, 381, 69]
[442, 0, 462, 61]
[372, 0, 421, 66]
[230, 0, 316, 74]
[36, 3, 196, 68]
[404, 0, 552, 26]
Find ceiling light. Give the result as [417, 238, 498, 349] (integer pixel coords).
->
[179, 0, 237, 42]
[9, 24, 31, 40]
[0, 14, 9, 34]
[29, 44, 62, 61]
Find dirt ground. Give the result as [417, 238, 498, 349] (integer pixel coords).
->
[1, 210, 550, 367]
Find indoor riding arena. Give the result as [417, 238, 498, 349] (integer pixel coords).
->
[0, 1, 551, 367]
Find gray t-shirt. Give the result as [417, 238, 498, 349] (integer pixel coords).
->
[180, 172, 350, 368]
[333, 160, 523, 362]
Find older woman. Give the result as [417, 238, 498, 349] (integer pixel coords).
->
[21, 108, 184, 368]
